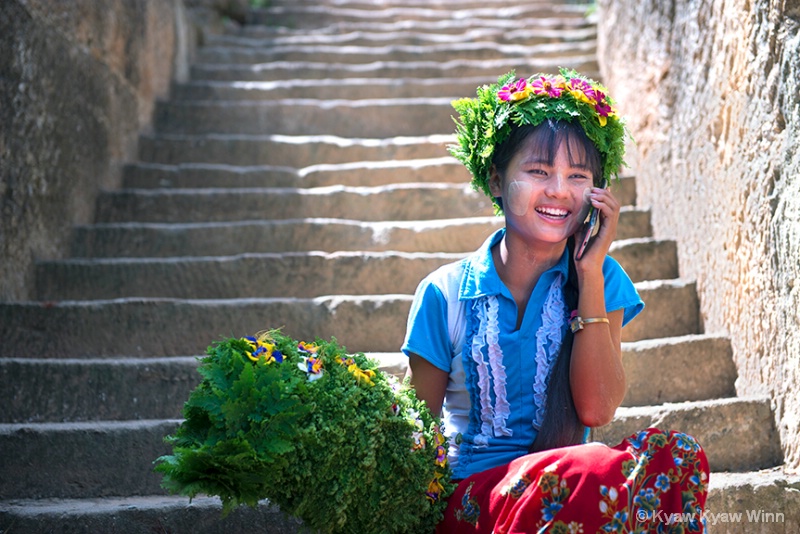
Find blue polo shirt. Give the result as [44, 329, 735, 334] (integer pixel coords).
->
[402, 229, 644, 479]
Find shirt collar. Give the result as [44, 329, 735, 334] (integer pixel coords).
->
[459, 228, 570, 300]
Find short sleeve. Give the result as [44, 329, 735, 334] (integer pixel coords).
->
[602, 256, 645, 327]
[401, 278, 453, 373]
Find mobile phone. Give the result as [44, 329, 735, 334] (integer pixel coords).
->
[575, 178, 608, 260]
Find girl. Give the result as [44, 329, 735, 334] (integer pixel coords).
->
[402, 70, 709, 533]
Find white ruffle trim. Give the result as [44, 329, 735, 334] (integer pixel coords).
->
[470, 299, 494, 447]
[469, 296, 512, 446]
[486, 296, 512, 437]
[532, 274, 568, 430]
[469, 277, 564, 444]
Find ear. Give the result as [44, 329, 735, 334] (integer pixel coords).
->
[488, 165, 503, 198]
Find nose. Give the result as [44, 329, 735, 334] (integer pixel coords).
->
[545, 172, 570, 198]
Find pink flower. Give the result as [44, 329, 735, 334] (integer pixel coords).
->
[531, 75, 565, 98]
[593, 90, 615, 126]
[568, 78, 597, 105]
[498, 78, 534, 102]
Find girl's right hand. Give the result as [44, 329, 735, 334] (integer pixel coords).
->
[574, 187, 620, 272]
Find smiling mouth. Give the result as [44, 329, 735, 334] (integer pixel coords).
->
[535, 207, 570, 219]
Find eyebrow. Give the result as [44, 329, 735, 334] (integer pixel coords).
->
[520, 157, 591, 170]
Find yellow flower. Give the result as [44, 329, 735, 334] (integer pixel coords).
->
[348, 363, 375, 386]
[569, 89, 595, 105]
[242, 336, 283, 363]
[298, 341, 319, 354]
[425, 472, 445, 502]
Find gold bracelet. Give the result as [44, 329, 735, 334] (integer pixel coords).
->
[569, 315, 610, 333]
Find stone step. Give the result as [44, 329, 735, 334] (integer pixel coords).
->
[36, 252, 465, 300]
[609, 237, 677, 283]
[266, 0, 559, 7]
[0, 296, 415, 358]
[194, 40, 597, 66]
[69, 209, 650, 258]
[598, 397, 784, 473]
[138, 133, 452, 166]
[0, 357, 197, 423]
[154, 98, 466, 137]
[13, 474, 800, 534]
[620, 334, 737, 406]
[207, 25, 597, 49]
[36, 238, 672, 301]
[372, 334, 737, 407]
[92, 185, 646, 225]
[0, 353, 411, 424]
[620, 279, 700, 342]
[70, 218, 502, 258]
[0, 420, 178, 499]
[3, 470, 797, 533]
[120, 162, 638, 205]
[95, 183, 493, 223]
[247, 5, 589, 28]
[0, 396, 779, 500]
[268, 0, 569, 7]
[122, 158, 472, 189]
[0, 495, 312, 533]
[189, 56, 599, 83]
[1, 333, 732, 424]
[1, 281, 702, 359]
[170, 77, 499, 102]
[0, 353, 406, 424]
[235, 14, 593, 40]
[704, 469, 800, 532]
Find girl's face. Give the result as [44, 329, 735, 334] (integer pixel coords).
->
[490, 134, 594, 247]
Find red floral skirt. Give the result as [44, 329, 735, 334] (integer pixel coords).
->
[437, 428, 709, 534]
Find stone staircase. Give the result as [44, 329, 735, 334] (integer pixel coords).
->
[1, 0, 796, 532]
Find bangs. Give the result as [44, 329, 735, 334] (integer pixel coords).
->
[493, 120, 603, 185]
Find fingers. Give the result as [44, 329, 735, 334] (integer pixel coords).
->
[589, 187, 620, 219]
[576, 188, 620, 264]
[589, 187, 620, 237]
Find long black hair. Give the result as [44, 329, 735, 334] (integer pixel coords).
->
[491, 119, 603, 452]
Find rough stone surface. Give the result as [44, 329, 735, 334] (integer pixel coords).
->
[0, 496, 312, 534]
[706, 469, 800, 533]
[0, 420, 179, 499]
[0, 0, 193, 301]
[599, 397, 783, 472]
[598, 0, 800, 471]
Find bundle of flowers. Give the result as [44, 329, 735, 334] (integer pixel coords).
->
[154, 330, 454, 534]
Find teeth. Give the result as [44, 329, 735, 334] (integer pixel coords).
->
[536, 207, 569, 218]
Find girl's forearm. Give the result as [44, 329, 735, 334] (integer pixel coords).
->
[569, 270, 626, 427]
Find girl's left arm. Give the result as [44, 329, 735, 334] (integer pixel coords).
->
[570, 187, 627, 427]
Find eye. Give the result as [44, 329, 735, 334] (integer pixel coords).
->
[569, 172, 591, 181]
[525, 168, 547, 177]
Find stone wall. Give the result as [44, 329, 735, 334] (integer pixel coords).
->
[0, 0, 194, 300]
[597, 0, 800, 470]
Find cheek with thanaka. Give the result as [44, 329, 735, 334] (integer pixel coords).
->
[506, 180, 533, 216]
[505, 179, 594, 224]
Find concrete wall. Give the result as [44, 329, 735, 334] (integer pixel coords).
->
[597, 0, 800, 470]
[0, 0, 194, 300]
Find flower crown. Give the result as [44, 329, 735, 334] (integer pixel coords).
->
[449, 68, 629, 210]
